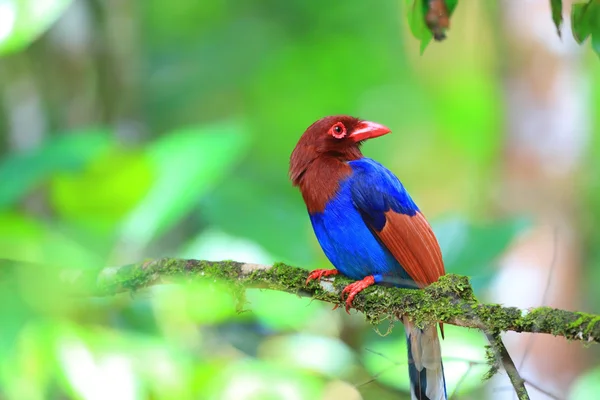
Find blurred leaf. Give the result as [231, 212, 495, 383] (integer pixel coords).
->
[404, 0, 459, 53]
[0, 0, 73, 55]
[405, 0, 433, 53]
[551, 0, 564, 36]
[1, 304, 215, 399]
[246, 290, 320, 331]
[0, 213, 103, 266]
[201, 167, 317, 266]
[569, 367, 600, 399]
[142, 13, 283, 132]
[0, 129, 111, 209]
[53, 324, 195, 400]
[1, 322, 57, 400]
[571, 0, 600, 57]
[260, 334, 354, 377]
[207, 359, 324, 400]
[119, 121, 250, 249]
[50, 147, 154, 226]
[432, 216, 530, 292]
[0, 260, 89, 397]
[152, 280, 237, 328]
[115, 298, 162, 337]
[0, 268, 35, 375]
[362, 325, 487, 395]
[445, 1, 460, 14]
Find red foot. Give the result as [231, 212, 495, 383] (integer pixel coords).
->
[340, 276, 376, 314]
[305, 269, 339, 285]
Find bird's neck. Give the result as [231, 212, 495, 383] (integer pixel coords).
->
[297, 155, 358, 214]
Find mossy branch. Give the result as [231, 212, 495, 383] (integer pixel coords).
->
[73, 257, 600, 344]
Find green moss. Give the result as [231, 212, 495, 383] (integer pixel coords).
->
[270, 262, 308, 289]
[115, 261, 155, 292]
[583, 315, 600, 336]
[569, 314, 586, 331]
[566, 312, 600, 338]
[197, 259, 240, 280]
[543, 308, 571, 336]
[162, 258, 184, 277]
[431, 274, 475, 299]
[483, 344, 499, 381]
[491, 306, 522, 331]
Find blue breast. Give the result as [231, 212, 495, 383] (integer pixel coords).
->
[308, 159, 414, 283]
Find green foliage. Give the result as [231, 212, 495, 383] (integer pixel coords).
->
[550, 0, 564, 35]
[2, 0, 598, 61]
[404, 0, 459, 52]
[404, 0, 433, 53]
[401, 0, 599, 58]
[571, 0, 600, 57]
[119, 121, 250, 249]
[50, 147, 154, 226]
[445, 0, 460, 14]
[0, 0, 73, 55]
[0, 129, 111, 209]
[0, 213, 103, 266]
[245, 290, 322, 330]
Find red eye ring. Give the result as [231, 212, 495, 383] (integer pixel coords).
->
[329, 122, 346, 139]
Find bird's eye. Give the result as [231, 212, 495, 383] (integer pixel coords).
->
[329, 122, 346, 139]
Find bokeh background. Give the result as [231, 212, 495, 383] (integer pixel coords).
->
[0, 0, 599, 399]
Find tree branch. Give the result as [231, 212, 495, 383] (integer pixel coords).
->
[485, 331, 530, 400]
[63, 257, 600, 344]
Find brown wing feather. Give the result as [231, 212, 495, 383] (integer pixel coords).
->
[375, 210, 446, 338]
[375, 211, 445, 287]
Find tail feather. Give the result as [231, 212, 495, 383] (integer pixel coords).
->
[403, 317, 447, 400]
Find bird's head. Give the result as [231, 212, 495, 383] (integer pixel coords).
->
[289, 115, 391, 185]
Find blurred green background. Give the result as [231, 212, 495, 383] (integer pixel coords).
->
[0, 0, 599, 399]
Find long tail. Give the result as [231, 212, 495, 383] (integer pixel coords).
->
[403, 316, 447, 400]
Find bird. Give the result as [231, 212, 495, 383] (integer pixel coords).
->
[289, 115, 447, 400]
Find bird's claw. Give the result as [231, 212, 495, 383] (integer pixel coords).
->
[305, 268, 339, 285]
[340, 276, 376, 314]
[306, 270, 376, 314]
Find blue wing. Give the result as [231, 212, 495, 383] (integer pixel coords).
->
[348, 158, 445, 286]
[348, 158, 419, 228]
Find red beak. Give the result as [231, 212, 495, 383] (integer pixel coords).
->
[349, 121, 391, 143]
